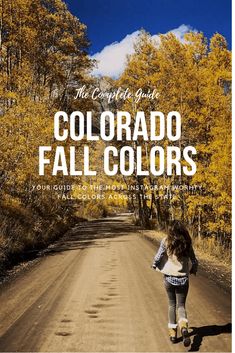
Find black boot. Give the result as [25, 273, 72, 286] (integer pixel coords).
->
[181, 328, 191, 347]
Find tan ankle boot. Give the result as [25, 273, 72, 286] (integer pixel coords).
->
[168, 327, 177, 344]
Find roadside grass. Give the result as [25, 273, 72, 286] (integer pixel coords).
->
[0, 203, 79, 274]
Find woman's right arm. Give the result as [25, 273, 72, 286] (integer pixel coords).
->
[152, 238, 166, 269]
[189, 245, 198, 275]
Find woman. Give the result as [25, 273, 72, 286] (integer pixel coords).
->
[152, 220, 198, 347]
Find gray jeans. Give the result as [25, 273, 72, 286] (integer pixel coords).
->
[164, 279, 189, 326]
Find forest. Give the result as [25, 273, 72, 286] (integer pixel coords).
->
[0, 0, 231, 272]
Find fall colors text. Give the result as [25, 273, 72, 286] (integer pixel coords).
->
[39, 111, 197, 176]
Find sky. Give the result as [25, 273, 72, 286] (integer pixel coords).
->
[66, 0, 231, 77]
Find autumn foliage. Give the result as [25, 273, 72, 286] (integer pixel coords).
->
[0, 0, 92, 269]
[117, 30, 231, 246]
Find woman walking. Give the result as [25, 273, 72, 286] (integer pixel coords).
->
[152, 220, 198, 347]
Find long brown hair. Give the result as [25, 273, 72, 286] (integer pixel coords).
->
[167, 220, 192, 259]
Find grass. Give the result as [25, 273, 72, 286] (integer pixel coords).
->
[0, 203, 79, 274]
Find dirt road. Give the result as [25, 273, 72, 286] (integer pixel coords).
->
[0, 215, 231, 352]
